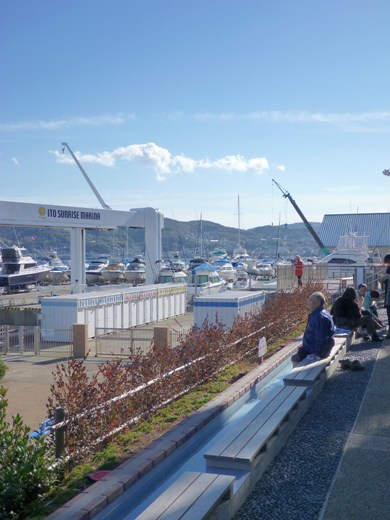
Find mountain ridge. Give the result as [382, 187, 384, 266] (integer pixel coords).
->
[0, 219, 322, 259]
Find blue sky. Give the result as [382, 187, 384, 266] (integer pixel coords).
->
[1, 0, 390, 229]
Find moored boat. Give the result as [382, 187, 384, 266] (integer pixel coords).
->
[254, 262, 275, 279]
[212, 258, 237, 282]
[48, 251, 70, 284]
[187, 264, 226, 303]
[0, 246, 52, 290]
[158, 268, 187, 284]
[124, 258, 146, 285]
[318, 233, 371, 278]
[86, 256, 110, 285]
[101, 262, 126, 284]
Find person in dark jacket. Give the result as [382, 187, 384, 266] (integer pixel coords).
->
[383, 253, 390, 339]
[291, 292, 335, 366]
[330, 287, 381, 342]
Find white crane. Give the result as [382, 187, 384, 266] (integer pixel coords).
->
[61, 142, 111, 209]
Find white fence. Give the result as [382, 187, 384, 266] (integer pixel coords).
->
[95, 327, 184, 357]
[95, 328, 155, 357]
[0, 325, 73, 357]
[276, 264, 329, 291]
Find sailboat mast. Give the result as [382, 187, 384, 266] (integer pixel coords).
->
[200, 213, 203, 257]
[275, 213, 281, 259]
[237, 195, 241, 247]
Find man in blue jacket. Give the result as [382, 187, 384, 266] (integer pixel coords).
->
[291, 291, 335, 366]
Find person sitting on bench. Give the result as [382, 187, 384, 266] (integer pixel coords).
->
[330, 287, 382, 342]
[362, 289, 384, 329]
[291, 292, 335, 367]
[356, 283, 368, 308]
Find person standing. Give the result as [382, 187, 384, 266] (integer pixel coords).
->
[295, 255, 304, 287]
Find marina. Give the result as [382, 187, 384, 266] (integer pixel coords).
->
[0, 128, 388, 520]
[2, 3, 390, 519]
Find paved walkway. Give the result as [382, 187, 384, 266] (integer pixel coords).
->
[320, 340, 390, 520]
[1, 313, 194, 430]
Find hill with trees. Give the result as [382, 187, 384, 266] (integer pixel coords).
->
[0, 219, 322, 261]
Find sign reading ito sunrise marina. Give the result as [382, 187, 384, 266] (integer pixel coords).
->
[40, 206, 101, 221]
[0, 200, 137, 229]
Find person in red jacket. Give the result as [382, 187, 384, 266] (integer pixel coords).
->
[295, 255, 304, 287]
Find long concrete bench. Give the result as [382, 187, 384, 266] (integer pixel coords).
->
[283, 336, 347, 387]
[135, 471, 235, 520]
[204, 385, 307, 472]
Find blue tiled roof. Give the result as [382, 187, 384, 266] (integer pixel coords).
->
[318, 213, 390, 247]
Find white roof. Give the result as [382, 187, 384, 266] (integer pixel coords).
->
[194, 291, 265, 303]
[41, 283, 183, 302]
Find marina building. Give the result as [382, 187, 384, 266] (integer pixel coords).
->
[318, 212, 390, 257]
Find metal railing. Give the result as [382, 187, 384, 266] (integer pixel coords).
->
[276, 264, 328, 291]
[52, 323, 273, 459]
[0, 325, 73, 357]
[276, 263, 388, 297]
[95, 327, 155, 357]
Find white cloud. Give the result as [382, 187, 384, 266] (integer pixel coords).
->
[11, 157, 19, 166]
[0, 113, 135, 132]
[52, 142, 270, 180]
[276, 164, 286, 172]
[178, 110, 390, 125]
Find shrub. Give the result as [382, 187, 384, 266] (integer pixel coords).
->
[0, 386, 56, 519]
[0, 354, 8, 381]
[47, 282, 326, 462]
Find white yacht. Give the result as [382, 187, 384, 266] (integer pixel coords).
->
[0, 246, 52, 290]
[210, 248, 228, 263]
[318, 233, 370, 277]
[230, 270, 249, 290]
[187, 257, 208, 272]
[254, 262, 275, 279]
[48, 251, 70, 284]
[124, 258, 146, 285]
[158, 268, 187, 284]
[231, 260, 248, 272]
[170, 253, 188, 272]
[101, 262, 126, 284]
[171, 260, 188, 272]
[212, 258, 237, 283]
[187, 264, 226, 303]
[86, 256, 110, 285]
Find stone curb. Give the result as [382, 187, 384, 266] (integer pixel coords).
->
[46, 337, 301, 519]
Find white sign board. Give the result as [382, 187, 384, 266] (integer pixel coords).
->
[0, 200, 139, 230]
[258, 336, 267, 357]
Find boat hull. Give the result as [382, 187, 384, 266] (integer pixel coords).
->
[86, 271, 105, 285]
[51, 270, 70, 284]
[187, 282, 226, 303]
[124, 271, 146, 284]
[217, 270, 237, 283]
[101, 271, 125, 283]
[0, 268, 51, 288]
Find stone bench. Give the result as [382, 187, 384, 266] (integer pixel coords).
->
[204, 385, 307, 472]
[283, 336, 347, 387]
[135, 471, 235, 520]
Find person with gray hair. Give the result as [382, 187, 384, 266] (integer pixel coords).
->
[291, 291, 335, 366]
